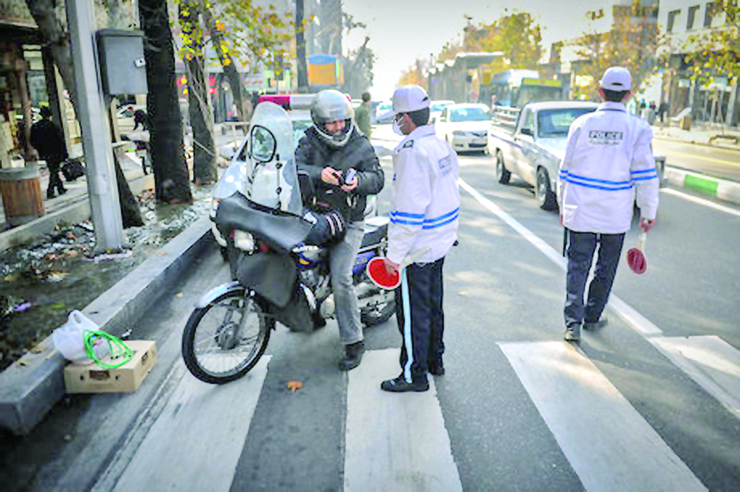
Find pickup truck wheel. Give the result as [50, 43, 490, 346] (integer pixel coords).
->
[495, 151, 511, 184]
[536, 167, 557, 211]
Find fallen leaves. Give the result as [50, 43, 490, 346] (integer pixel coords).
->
[287, 380, 304, 392]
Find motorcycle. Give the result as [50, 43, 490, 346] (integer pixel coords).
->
[181, 102, 395, 384]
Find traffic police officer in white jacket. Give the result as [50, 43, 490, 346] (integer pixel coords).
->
[558, 67, 659, 342]
[379, 85, 461, 392]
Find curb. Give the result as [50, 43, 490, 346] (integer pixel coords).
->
[654, 134, 740, 152]
[665, 166, 740, 206]
[0, 172, 155, 253]
[0, 215, 213, 435]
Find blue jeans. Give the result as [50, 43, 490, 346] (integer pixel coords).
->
[329, 221, 364, 345]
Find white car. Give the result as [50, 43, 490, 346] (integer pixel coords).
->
[429, 100, 455, 124]
[375, 101, 394, 124]
[435, 103, 490, 153]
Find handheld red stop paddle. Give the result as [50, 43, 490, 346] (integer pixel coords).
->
[366, 248, 431, 290]
[626, 231, 647, 274]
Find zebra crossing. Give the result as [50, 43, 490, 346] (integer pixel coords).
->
[88, 337, 740, 491]
[84, 175, 739, 491]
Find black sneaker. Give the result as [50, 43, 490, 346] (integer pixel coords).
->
[338, 341, 365, 372]
[429, 361, 445, 376]
[58, 188, 68, 196]
[380, 375, 429, 393]
[584, 317, 608, 331]
[564, 325, 581, 342]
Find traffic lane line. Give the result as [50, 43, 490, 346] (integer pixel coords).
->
[460, 178, 740, 420]
[649, 336, 740, 420]
[106, 357, 270, 492]
[661, 187, 740, 218]
[459, 178, 662, 335]
[499, 341, 707, 491]
[345, 349, 462, 492]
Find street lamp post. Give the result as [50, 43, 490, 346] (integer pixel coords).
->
[66, 0, 126, 253]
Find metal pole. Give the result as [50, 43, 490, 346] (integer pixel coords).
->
[66, 0, 126, 253]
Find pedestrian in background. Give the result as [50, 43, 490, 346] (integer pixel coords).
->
[355, 92, 372, 138]
[558, 67, 659, 342]
[379, 85, 460, 392]
[30, 105, 67, 199]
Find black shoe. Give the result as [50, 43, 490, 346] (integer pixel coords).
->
[338, 341, 365, 371]
[564, 325, 581, 342]
[381, 375, 429, 393]
[584, 317, 608, 331]
[58, 188, 67, 196]
[47, 192, 56, 199]
[429, 361, 445, 376]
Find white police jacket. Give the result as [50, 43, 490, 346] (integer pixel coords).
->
[388, 124, 460, 264]
[557, 102, 659, 234]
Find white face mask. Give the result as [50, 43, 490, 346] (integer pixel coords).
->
[392, 117, 406, 136]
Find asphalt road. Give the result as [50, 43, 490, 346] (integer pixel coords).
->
[4, 133, 739, 491]
[652, 138, 740, 181]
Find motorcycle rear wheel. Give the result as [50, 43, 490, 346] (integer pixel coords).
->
[182, 289, 272, 384]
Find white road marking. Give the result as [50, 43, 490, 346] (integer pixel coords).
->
[344, 349, 462, 492]
[661, 188, 740, 218]
[461, 178, 740, 421]
[649, 336, 740, 419]
[499, 341, 707, 491]
[108, 357, 270, 492]
[459, 178, 662, 335]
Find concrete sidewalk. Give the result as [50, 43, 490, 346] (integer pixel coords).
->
[653, 124, 740, 151]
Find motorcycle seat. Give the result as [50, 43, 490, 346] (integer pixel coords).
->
[361, 216, 389, 249]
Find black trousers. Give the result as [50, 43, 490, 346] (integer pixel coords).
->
[46, 158, 66, 196]
[395, 257, 445, 382]
[565, 230, 625, 328]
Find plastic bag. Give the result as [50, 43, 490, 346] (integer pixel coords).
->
[52, 310, 110, 365]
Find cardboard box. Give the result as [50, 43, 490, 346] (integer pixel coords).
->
[64, 340, 157, 394]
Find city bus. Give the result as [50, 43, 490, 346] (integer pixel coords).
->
[487, 70, 564, 108]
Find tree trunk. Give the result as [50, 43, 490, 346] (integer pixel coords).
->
[139, 0, 193, 204]
[25, 0, 78, 112]
[187, 56, 217, 184]
[113, 153, 144, 227]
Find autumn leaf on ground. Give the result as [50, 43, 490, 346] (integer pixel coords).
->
[287, 380, 304, 392]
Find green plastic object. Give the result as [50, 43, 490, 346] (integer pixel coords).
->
[83, 330, 133, 369]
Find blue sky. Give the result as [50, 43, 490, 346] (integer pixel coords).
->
[342, 0, 614, 100]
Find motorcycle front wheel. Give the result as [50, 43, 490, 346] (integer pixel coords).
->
[182, 289, 273, 384]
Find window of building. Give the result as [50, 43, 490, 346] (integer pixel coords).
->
[704, 2, 718, 27]
[687, 5, 700, 29]
[667, 10, 680, 32]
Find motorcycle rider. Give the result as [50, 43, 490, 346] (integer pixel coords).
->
[296, 90, 385, 371]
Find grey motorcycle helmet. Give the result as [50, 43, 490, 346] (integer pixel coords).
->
[310, 90, 355, 148]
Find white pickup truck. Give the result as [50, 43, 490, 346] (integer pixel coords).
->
[487, 101, 666, 210]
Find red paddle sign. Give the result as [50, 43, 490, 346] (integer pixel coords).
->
[626, 231, 647, 274]
[366, 247, 431, 290]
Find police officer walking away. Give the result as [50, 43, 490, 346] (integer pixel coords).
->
[296, 90, 385, 371]
[379, 85, 460, 392]
[558, 67, 659, 342]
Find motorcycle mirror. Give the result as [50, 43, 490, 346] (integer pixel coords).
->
[248, 125, 277, 163]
